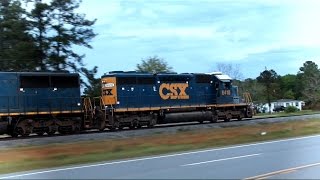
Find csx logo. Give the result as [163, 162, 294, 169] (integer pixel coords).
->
[159, 83, 189, 100]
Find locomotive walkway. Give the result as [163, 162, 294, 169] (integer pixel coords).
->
[2, 134, 320, 179]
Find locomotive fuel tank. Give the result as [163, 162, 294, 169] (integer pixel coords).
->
[160, 111, 213, 123]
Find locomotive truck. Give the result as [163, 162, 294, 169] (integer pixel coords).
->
[0, 71, 253, 137]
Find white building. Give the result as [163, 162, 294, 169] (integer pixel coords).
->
[259, 99, 305, 113]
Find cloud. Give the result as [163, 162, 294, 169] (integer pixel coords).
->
[76, 0, 320, 78]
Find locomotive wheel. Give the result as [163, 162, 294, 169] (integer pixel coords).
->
[110, 120, 120, 131]
[147, 119, 156, 128]
[47, 131, 56, 136]
[130, 119, 138, 129]
[10, 131, 19, 138]
[59, 131, 67, 135]
[73, 127, 81, 134]
[47, 126, 56, 136]
[147, 114, 157, 128]
[224, 113, 232, 122]
[37, 132, 44, 136]
[224, 111, 232, 122]
[21, 133, 30, 137]
[237, 113, 244, 121]
[17, 126, 31, 137]
[210, 115, 218, 123]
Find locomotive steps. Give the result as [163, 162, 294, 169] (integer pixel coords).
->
[1, 114, 320, 174]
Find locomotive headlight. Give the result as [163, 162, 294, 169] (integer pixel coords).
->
[19, 88, 24, 92]
[77, 103, 81, 106]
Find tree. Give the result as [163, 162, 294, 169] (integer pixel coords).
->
[29, 0, 51, 70]
[136, 56, 173, 73]
[27, 0, 96, 73]
[279, 74, 299, 99]
[257, 69, 280, 113]
[48, 0, 96, 72]
[298, 61, 320, 107]
[82, 66, 101, 97]
[239, 78, 266, 103]
[0, 0, 37, 71]
[215, 62, 243, 80]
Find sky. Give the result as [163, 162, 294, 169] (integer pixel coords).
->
[75, 0, 320, 79]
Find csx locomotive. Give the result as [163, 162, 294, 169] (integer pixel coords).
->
[0, 71, 253, 137]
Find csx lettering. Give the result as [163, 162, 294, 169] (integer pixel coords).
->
[159, 83, 189, 100]
[103, 89, 113, 96]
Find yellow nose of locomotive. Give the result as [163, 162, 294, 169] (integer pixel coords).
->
[101, 77, 117, 105]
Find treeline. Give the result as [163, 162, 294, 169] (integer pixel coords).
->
[2, 0, 319, 107]
[0, 0, 98, 96]
[235, 61, 320, 109]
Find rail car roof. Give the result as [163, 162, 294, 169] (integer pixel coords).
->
[102, 71, 214, 78]
[0, 71, 79, 76]
[215, 74, 232, 82]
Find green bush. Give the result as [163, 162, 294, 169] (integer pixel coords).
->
[284, 106, 299, 113]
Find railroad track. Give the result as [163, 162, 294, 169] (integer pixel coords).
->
[1, 113, 319, 142]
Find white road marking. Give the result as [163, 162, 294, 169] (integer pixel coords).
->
[182, 153, 261, 166]
[245, 162, 320, 180]
[1, 134, 320, 179]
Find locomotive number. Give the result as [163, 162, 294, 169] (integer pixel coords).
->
[221, 90, 231, 96]
[159, 83, 189, 100]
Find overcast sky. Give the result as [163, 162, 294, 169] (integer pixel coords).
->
[75, 0, 320, 79]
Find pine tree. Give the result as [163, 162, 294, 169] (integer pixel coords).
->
[48, 0, 96, 72]
[29, 0, 51, 70]
[0, 0, 37, 71]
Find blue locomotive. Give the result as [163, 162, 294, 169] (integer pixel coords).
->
[99, 71, 252, 130]
[0, 72, 82, 137]
[0, 71, 253, 137]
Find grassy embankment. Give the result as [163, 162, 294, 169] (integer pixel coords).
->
[1, 118, 320, 174]
[254, 110, 320, 118]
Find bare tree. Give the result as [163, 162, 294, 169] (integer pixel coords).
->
[215, 62, 243, 80]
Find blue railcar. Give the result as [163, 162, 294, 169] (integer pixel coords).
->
[100, 71, 252, 129]
[0, 72, 82, 136]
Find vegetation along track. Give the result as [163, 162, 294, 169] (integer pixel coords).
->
[1, 113, 320, 149]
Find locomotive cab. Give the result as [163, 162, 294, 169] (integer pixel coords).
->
[213, 73, 240, 104]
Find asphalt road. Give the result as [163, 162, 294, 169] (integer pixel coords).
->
[3, 134, 320, 179]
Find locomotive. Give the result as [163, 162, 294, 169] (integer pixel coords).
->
[0, 72, 82, 137]
[98, 71, 253, 129]
[0, 71, 253, 137]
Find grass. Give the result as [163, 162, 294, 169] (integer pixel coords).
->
[254, 110, 320, 118]
[2, 118, 320, 174]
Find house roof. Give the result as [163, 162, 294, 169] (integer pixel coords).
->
[273, 99, 304, 103]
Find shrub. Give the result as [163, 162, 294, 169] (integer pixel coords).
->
[284, 106, 299, 113]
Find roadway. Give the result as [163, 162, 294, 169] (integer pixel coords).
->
[2, 134, 320, 179]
